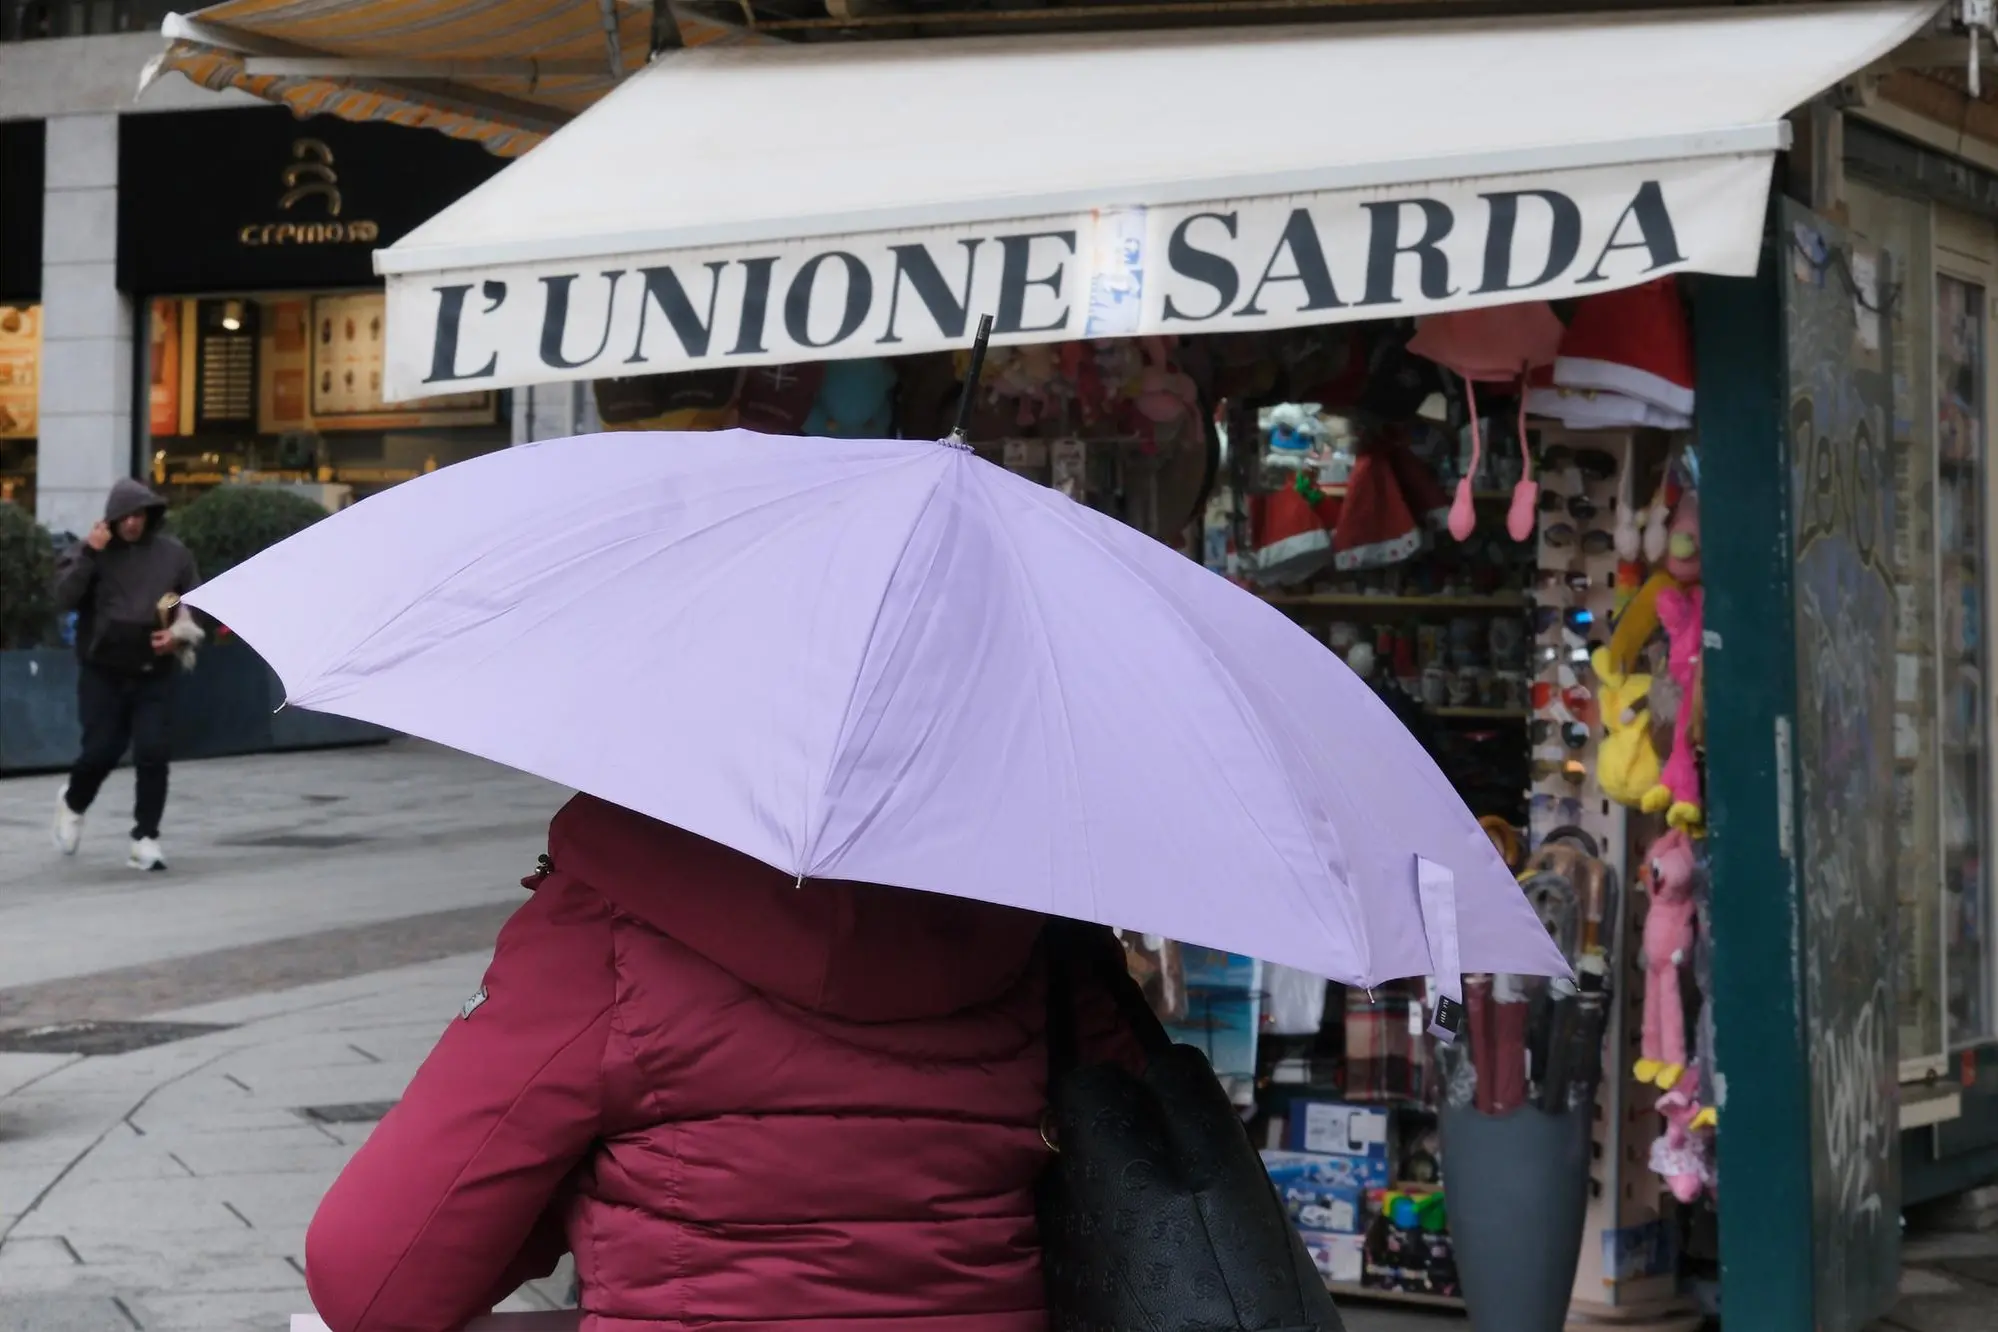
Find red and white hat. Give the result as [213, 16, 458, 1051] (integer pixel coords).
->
[1334, 435, 1427, 571]
[1250, 482, 1335, 585]
[1527, 277, 1694, 431]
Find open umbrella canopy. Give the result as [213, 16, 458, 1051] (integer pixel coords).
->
[186, 431, 1568, 994]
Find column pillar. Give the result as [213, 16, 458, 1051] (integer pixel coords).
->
[35, 112, 130, 538]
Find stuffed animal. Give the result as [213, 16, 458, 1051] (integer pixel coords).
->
[1635, 828, 1699, 1089]
[1644, 585, 1705, 831]
[1592, 646, 1663, 808]
[805, 359, 898, 439]
[1648, 1060, 1716, 1204]
[1664, 491, 1701, 584]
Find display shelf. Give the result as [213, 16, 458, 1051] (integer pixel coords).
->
[1260, 593, 1527, 612]
[1325, 1281, 1466, 1310]
[1315, 485, 1515, 504]
[1432, 707, 1531, 721]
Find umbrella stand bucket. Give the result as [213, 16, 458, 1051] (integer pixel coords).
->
[1438, 1102, 1592, 1332]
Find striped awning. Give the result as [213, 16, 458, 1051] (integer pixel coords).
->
[142, 0, 689, 158]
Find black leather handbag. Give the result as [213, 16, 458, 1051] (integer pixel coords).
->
[1037, 922, 1347, 1332]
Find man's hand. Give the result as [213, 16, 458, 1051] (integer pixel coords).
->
[85, 521, 112, 552]
[150, 629, 176, 656]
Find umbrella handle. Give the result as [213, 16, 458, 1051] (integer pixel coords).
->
[946, 314, 996, 449]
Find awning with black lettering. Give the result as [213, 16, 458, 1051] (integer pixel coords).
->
[377, 1, 1937, 402]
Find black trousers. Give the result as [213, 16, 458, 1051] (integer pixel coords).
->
[66, 663, 175, 841]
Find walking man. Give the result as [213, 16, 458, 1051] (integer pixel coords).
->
[51, 478, 202, 871]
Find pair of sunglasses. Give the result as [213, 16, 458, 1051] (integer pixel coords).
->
[1531, 605, 1596, 635]
[1533, 718, 1593, 750]
[1540, 444, 1619, 480]
[1535, 640, 1598, 671]
[1545, 523, 1616, 555]
[1534, 568, 1597, 593]
[1532, 679, 1599, 725]
[1532, 756, 1590, 785]
[1531, 792, 1585, 824]
[1539, 491, 1600, 522]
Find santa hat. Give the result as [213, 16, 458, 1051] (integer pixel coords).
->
[1334, 435, 1424, 571]
[1250, 476, 1336, 585]
[1527, 278, 1694, 431]
[1409, 302, 1563, 543]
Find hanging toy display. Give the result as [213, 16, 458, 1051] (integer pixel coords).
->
[1648, 1061, 1717, 1204]
[1634, 828, 1700, 1090]
[1407, 302, 1564, 543]
[1644, 584, 1706, 831]
[1591, 646, 1664, 809]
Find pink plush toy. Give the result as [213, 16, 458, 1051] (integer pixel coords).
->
[1643, 584, 1704, 831]
[1635, 829, 1699, 1089]
[1649, 1061, 1717, 1204]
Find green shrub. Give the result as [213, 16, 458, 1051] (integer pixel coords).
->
[0, 501, 56, 649]
[174, 485, 329, 581]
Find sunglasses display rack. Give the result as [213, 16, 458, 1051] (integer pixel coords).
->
[1530, 427, 1704, 1332]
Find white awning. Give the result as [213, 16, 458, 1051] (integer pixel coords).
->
[379, 1, 1938, 401]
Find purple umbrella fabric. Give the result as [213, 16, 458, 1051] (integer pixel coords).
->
[188, 430, 1567, 991]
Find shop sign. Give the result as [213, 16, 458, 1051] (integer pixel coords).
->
[119, 107, 503, 295]
[384, 154, 1772, 401]
[236, 139, 383, 250]
[0, 120, 43, 303]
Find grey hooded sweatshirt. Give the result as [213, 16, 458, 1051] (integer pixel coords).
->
[53, 478, 200, 674]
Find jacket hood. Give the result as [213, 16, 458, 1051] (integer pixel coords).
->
[105, 478, 168, 528]
[547, 794, 1045, 1023]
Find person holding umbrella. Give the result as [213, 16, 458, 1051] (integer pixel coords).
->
[304, 796, 1144, 1332]
[193, 349, 1565, 1328]
[50, 477, 201, 872]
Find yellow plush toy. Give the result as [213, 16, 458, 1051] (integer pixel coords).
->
[1591, 646, 1664, 808]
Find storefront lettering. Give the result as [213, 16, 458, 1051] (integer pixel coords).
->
[540, 272, 625, 370]
[993, 231, 1075, 335]
[881, 241, 982, 344]
[238, 220, 381, 247]
[404, 175, 1704, 389]
[1474, 190, 1582, 293]
[1237, 210, 1343, 316]
[425, 281, 507, 384]
[237, 140, 381, 248]
[1358, 199, 1456, 305]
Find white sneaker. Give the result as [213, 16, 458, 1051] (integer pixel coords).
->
[52, 787, 83, 856]
[128, 838, 168, 873]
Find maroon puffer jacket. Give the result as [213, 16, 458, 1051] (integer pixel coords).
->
[305, 793, 1136, 1332]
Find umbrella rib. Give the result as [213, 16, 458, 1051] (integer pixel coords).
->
[1020, 490, 1374, 981]
[299, 447, 931, 699]
[802, 457, 958, 875]
[962, 477, 1100, 925]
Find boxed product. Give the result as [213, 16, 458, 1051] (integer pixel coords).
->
[1285, 1099, 1394, 1172]
[1299, 1230, 1365, 1286]
[1261, 1148, 1390, 1196]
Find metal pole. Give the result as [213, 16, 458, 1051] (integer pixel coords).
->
[945, 314, 994, 449]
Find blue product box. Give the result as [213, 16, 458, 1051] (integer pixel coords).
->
[1285, 1098, 1393, 1168]
[1261, 1149, 1389, 1206]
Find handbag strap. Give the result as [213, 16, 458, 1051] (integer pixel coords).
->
[1044, 919, 1173, 1095]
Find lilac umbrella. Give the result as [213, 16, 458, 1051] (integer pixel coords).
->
[188, 430, 1567, 1000]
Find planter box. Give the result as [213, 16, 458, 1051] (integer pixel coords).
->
[0, 640, 390, 774]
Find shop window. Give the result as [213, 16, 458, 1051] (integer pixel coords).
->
[1936, 270, 1993, 1048]
[0, 301, 37, 512]
[1849, 184, 1947, 1070]
[142, 291, 506, 509]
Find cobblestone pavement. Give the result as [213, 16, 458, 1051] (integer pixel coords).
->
[5, 743, 1995, 1332]
[0, 742, 572, 1332]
